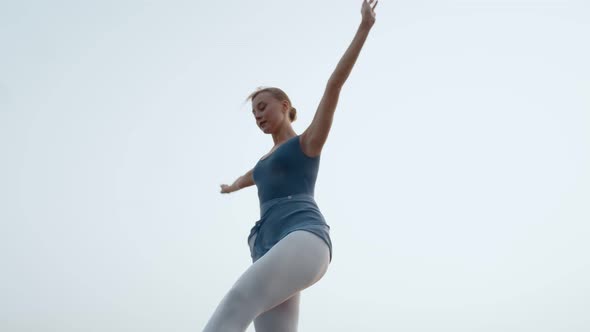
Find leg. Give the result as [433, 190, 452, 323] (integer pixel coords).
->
[254, 292, 300, 332]
[202, 231, 330, 332]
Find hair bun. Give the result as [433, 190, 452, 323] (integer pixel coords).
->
[289, 107, 297, 122]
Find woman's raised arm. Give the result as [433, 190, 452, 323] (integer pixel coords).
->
[301, 0, 378, 157]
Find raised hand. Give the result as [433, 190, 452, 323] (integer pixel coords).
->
[361, 0, 378, 27]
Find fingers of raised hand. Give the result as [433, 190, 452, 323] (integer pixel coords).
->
[367, 0, 378, 12]
[363, 0, 378, 14]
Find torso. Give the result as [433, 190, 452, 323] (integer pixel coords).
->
[253, 134, 321, 203]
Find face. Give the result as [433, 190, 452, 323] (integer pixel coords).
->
[251, 92, 289, 133]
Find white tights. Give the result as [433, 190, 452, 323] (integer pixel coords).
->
[202, 230, 331, 332]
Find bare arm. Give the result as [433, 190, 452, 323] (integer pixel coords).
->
[220, 168, 255, 194]
[301, 0, 377, 157]
[328, 7, 375, 89]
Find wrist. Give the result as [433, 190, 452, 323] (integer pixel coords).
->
[360, 19, 374, 30]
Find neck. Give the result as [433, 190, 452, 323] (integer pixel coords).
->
[271, 128, 297, 145]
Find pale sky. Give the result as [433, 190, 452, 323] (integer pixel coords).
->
[1, 0, 589, 331]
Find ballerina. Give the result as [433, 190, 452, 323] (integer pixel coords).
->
[205, 1, 378, 331]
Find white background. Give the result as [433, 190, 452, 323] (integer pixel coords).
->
[1, 0, 589, 331]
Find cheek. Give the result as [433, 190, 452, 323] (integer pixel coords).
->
[272, 109, 285, 121]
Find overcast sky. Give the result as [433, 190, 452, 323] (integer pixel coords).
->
[1, 0, 589, 331]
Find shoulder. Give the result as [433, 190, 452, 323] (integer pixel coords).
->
[298, 131, 321, 158]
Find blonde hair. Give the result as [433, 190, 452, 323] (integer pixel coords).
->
[245, 86, 297, 122]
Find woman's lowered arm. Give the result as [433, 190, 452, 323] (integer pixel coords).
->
[220, 168, 254, 194]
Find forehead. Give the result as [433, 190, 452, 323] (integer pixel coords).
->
[252, 91, 274, 105]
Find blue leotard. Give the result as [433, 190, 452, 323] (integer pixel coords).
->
[247, 135, 333, 262]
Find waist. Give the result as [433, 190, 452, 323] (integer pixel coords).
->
[259, 193, 317, 218]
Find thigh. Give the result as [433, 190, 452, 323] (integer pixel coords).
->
[254, 292, 300, 332]
[231, 230, 330, 318]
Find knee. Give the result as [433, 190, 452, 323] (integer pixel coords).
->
[222, 285, 265, 319]
[223, 286, 251, 311]
[203, 287, 256, 332]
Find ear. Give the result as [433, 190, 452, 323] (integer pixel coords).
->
[282, 100, 290, 113]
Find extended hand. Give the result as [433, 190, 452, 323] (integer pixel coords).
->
[220, 184, 233, 194]
[361, 0, 378, 27]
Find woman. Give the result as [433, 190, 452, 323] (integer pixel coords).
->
[204, 1, 377, 331]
